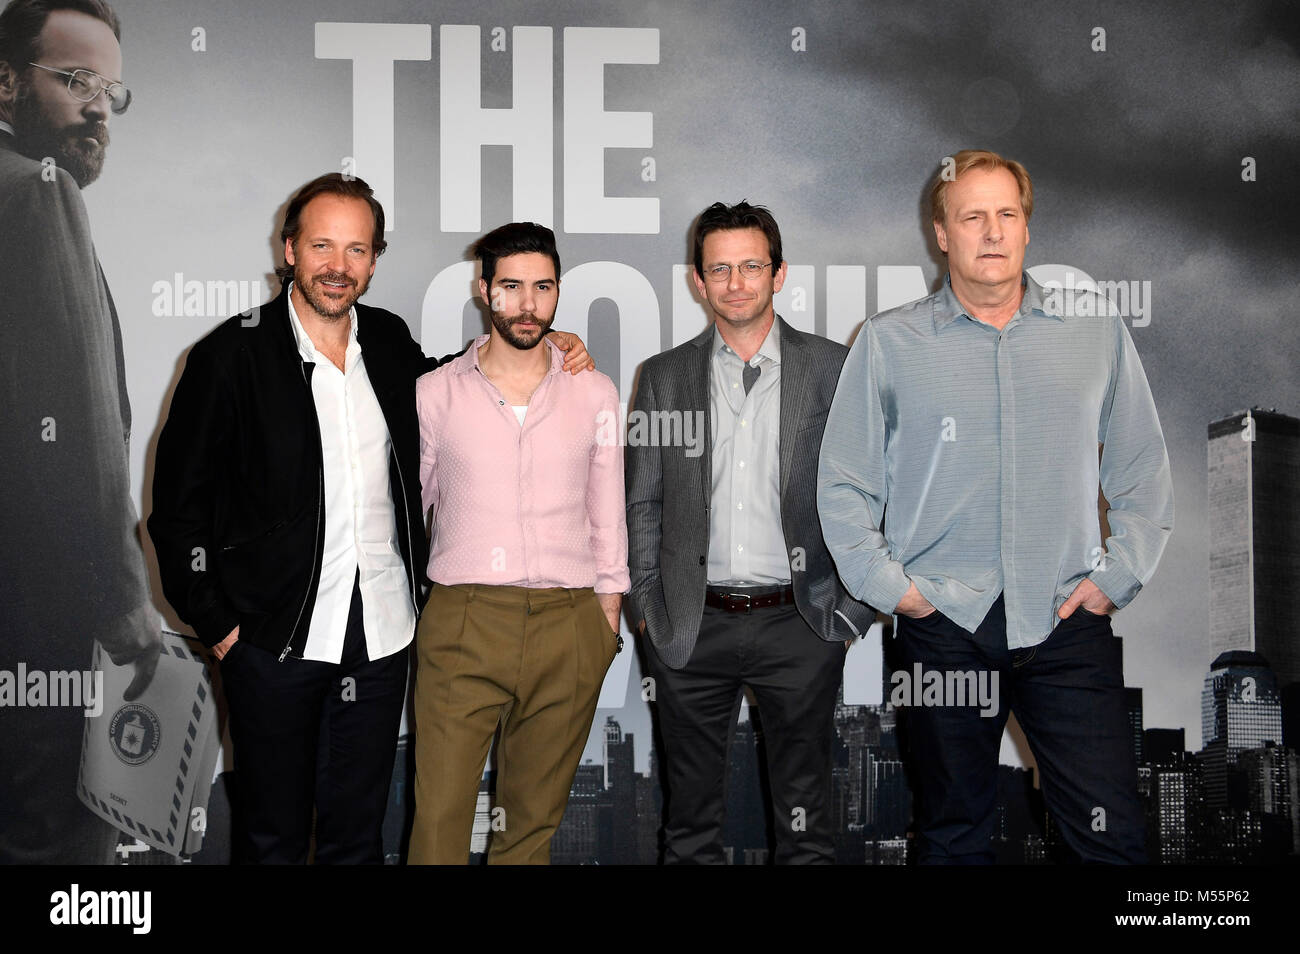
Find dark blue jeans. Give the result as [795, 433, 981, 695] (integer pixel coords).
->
[895, 594, 1145, 864]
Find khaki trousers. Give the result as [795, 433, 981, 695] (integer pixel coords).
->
[409, 583, 617, 864]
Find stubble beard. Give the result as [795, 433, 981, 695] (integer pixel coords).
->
[491, 310, 553, 350]
[294, 264, 367, 320]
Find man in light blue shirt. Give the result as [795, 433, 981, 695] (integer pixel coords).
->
[817, 149, 1173, 863]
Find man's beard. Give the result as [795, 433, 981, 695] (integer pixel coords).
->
[490, 310, 553, 350]
[294, 264, 368, 320]
[12, 83, 109, 188]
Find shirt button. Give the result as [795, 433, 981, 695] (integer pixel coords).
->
[740, 420, 747, 428]
[737, 545, 744, 552]
[738, 461, 745, 469]
[737, 502, 743, 510]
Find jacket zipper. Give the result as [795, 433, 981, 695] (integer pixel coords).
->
[282, 361, 324, 661]
[282, 469, 323, 661]
[392, 447, 418, 608]
[220, 519, 286, 552]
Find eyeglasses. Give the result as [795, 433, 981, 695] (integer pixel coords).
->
[702, 262, 773, 283]
[27, 63, 132, 114]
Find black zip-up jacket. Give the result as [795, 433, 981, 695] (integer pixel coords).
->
[148, 284, 446, 658]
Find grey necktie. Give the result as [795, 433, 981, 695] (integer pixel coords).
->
[743, 360, 761, 395]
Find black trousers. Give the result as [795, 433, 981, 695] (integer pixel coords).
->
[220, 577, 408, 864]
[896, 594, 1146, 864]
[644, 602, 845, 864]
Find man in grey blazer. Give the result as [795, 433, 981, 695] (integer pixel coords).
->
[625, 201, 875, 863]
[0, 0, 159, 863]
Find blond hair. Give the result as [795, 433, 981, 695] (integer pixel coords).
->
[929, 149, 1034, 224]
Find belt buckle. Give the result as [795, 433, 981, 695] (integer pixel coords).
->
[727, 592, 752, 612]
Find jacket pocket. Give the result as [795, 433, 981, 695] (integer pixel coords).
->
[216, 506, 315, 614]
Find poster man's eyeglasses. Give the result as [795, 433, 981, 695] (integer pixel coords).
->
[27, 63, 132, 114]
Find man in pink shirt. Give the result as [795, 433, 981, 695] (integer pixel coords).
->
[409, 222, 629, 865]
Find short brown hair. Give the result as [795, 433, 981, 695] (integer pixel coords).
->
[929, 149, 1033, 224]
[276, 173, 388, 281]
[0, 0, 120, 73]
[692, 201, 783, 279]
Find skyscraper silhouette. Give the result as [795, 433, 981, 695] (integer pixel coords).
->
[1208, 409, 1300, 687]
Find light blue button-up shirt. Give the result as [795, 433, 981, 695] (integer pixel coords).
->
[708, 320, 788, 586]
[817, 273, 1173, 649]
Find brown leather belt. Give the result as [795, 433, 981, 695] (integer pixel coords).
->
[705, 585, 796, 612]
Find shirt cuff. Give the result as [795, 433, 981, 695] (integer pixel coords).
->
[595, 570, 631, 596]
[1089, 559, 1143, 610]
[861, 561, 912, 617]
[191, 597, 242, 649]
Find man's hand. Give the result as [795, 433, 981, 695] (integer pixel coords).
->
[101, 605, 163, 702]
[546, 330, 595, 374]
[597, 594, 622, 635]
[1058, 579, 1115, 618]
[894, 581, 937, 619]
[213, 625, 240, 661]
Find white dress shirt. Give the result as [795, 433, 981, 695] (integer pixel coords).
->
[287, 287, 416, 662]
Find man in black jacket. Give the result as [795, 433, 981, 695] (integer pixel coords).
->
[148, 173, 590, 864]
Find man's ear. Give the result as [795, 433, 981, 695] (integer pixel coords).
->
[772, 260, 788, 295]
[0, 62, 19, 119]
[691, 268, 707, 299]
[933, 219, 949, 254]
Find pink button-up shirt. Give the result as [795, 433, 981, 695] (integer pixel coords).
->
[415, 336, 629, 594]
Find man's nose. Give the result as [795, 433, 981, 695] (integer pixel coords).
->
[727, 265, 746, 290]
[82, 87, 111, 123]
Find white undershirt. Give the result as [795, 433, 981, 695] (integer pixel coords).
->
[512, 405, 527, 425]
[287, 287, 416, 662]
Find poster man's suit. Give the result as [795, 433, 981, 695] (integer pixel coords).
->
[0, 129, 157, 864]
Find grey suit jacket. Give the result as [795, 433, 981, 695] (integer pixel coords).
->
[0, 132, 151, 664]
[0, 131, 157, 863]
[625, 316, 876, 670]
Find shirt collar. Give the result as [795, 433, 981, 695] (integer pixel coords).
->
[932, 272, 1060, 334]
[451, 332, 565, 375]
[0, 120, 13, 137]
[713, 315, 782, 366]
[285, 281, 358, 362]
